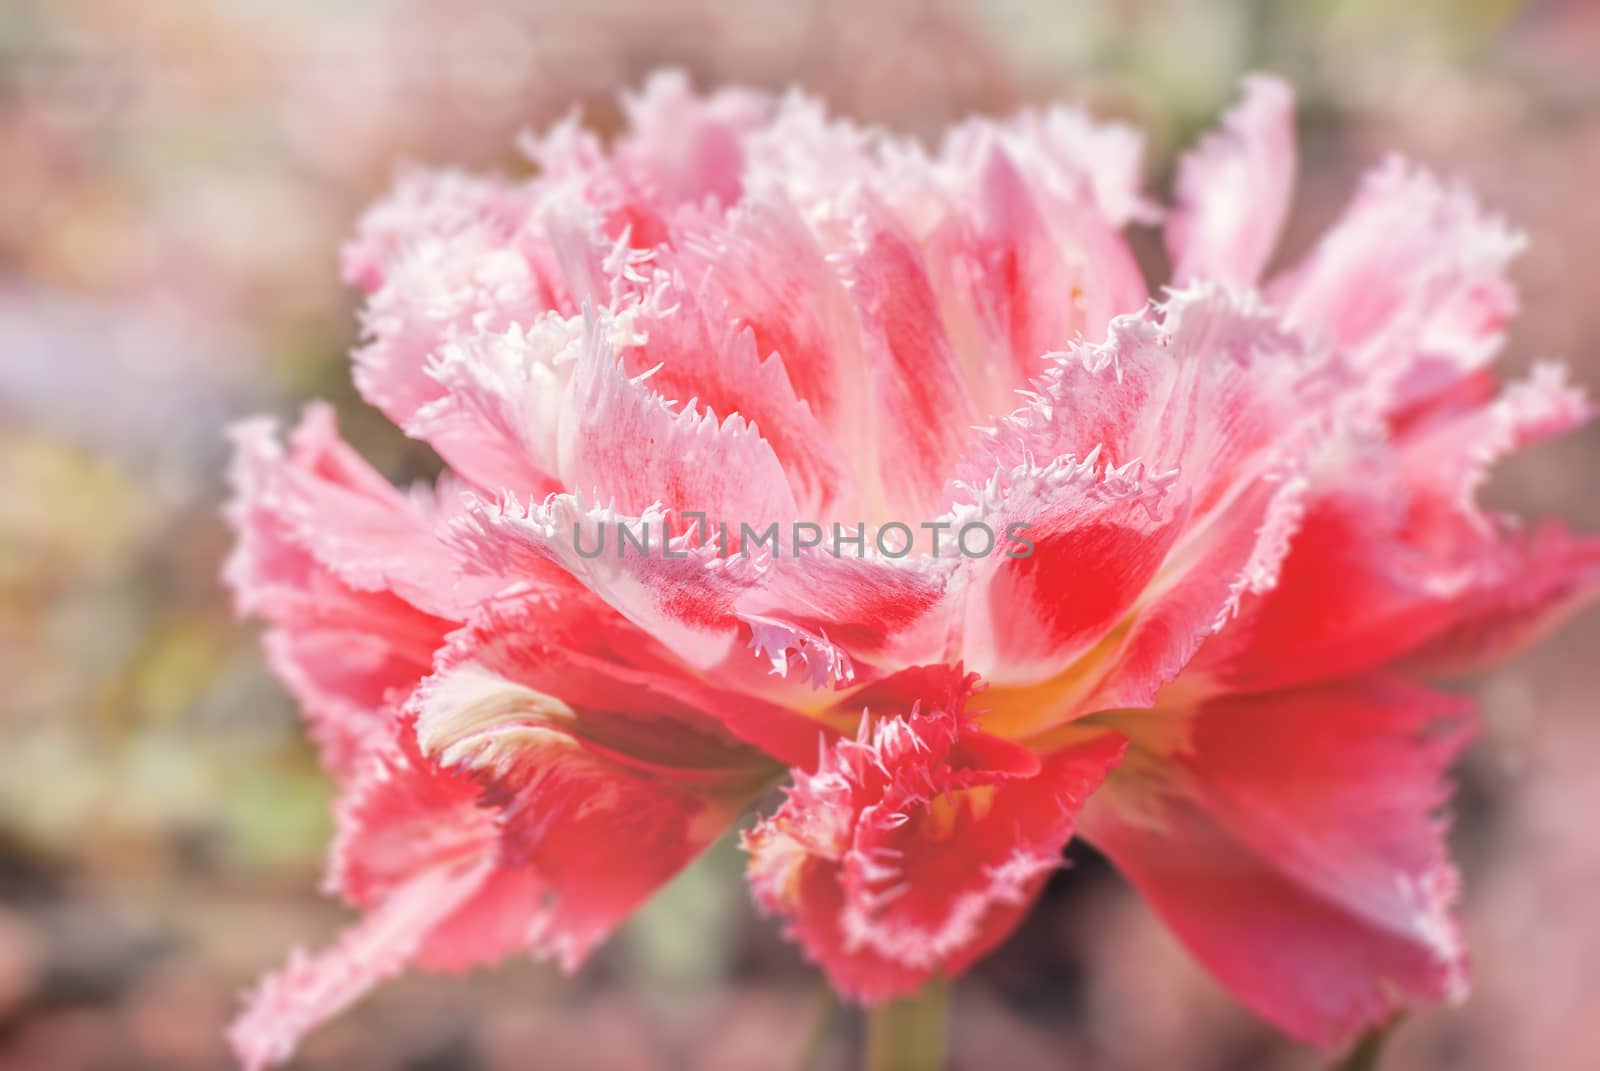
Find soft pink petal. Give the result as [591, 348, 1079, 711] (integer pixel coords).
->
[839, 195, 982, 520]
[404, 315, 578, 498]
[922, 139, 1124, 415]
[230, 857, 496, 1071]
[1268, 157, 1524, 414]
[952, 101, 1159, 230]
[223, 407, 460, 776]
[613, 69, 771, 214]
[225, 404, 485, 619]
[340, 168, 530, 294]
[351, 214, 570, 429]
[560, 310, 801, 524]
[1167, 76, 1296, 287]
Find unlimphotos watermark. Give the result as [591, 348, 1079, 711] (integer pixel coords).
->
[573, 513, 1035, 560]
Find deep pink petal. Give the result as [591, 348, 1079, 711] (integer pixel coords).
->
[618, 249, 857, 519]
[447, 494, 958, 717]
[956, 288, 1341, 716]
[922, 139, 1142, 415]
[745, 688, 1125, 1002]
[1197, 365, 1595, 693]
[1084, 677, 1473, 1049]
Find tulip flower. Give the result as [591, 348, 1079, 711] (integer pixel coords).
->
[226, 71, 1600, 1068]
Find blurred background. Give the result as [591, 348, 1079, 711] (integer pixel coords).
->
[2, 0, 1598, 1067]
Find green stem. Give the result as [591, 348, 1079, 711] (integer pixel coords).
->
[794, 978, 837, 1071]
[864, 978, 950, 1071]
[1332, 1021, 1399, 1071]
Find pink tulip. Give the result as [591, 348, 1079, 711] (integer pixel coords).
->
[225, 71, 1600, 1067]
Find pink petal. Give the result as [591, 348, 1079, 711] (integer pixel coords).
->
[1268, 157, 1524, 413]
[406, 692, 744, 968]
[560, 310, 801, 524]
[413, 593, 795, 779]
[448, 493, 958, 719]
[340, 168, 529, 294]
[223, 407, 461, 777]
[1198, 365, 1596, 693]
[1084, 677, 1473, 1049]
[956, 288, 1340, 714]
[617, 246, 857, 519]
[953, 101, 1159, 230]
[225, 404, 483, 619]
[404, 315, 579, 498]
[1398, 522, 1600, 676]
[238, 673, 752, 1067]
[839, 196, 982, 520]
[614, 69, 771, 214]
[667, 192, 866, 446]
[352, 215, 568, 430]
[922, 139, 1139, 415]
[1167, 76, 1296, 287]
[230, 856, 497, 1071]
[745, 681, 1125, 1002]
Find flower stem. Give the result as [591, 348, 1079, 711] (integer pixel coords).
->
[1332, 1021, 1399, 1071]
[864, 978, 950, 1071]
[794, 978, 837, 1071]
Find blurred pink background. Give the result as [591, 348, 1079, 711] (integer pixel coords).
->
[2, 1, 1597, 1068]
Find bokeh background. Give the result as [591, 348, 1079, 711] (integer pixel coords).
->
[2, 1, 1598, 1068]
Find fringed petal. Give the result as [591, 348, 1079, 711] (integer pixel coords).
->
[745, 676, 1125, 1002]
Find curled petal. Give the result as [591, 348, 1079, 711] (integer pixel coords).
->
[745, 694, 1125, 1002]
[352, 219, 569, 429]
[405, 315, 580, 499]
[448, 493, 957, 719]
[237, 694, 745, 1068]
